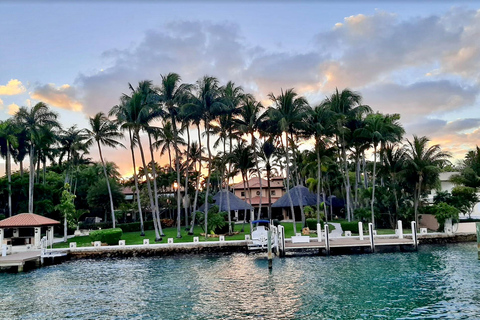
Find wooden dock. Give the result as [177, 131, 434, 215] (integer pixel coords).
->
[285, 236, 415, 252]
[0, 251, 41, 272]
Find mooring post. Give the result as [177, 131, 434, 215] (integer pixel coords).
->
[317, 223, 322, 242]
[476, 222, 480, 260]
[369, 222, 375, 253]
[278, 225, 286, 257]
[411, 221, 418, 250]
[324, 224, 330, 255]
[397, 220, 403, 239]
[267, 229, 273, 270]
[358, 222, 364, 240]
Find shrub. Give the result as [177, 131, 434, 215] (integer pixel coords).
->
[340, 221, 359, 234]
[306, 218, 324, 230]
[161, 219, 175, 228]
[0, 214, 5, 221]
[90, 228, 123, 245]
[428, 202, 460, 230]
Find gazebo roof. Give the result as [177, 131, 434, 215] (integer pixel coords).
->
[198, 190, 254, 212]
[0, 213, 60, 228]
[272, 185, 325, 208]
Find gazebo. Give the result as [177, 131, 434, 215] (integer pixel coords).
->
[198, 190, 254, 221]
[272, 185, 327, 220]
[0, 213, 60, 253]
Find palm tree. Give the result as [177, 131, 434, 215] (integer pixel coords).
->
[235, 94, 266, 220]
[267, 88, 309, 232]
[0, 119, 19, 217]
[187, 76, 224, 239]
[404, 135, 450, 227]
[259, 138, 278, 220]
[157, 72, 192, 238]
[321, 88, 371, 221]
[85, 112, 125, 228]
[307, 104, 335, 223]
[357, 113, 404, 227]
[14, 102, 60, 213]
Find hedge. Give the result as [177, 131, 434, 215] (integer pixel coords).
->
[89, 228, 123, 245]
[340, 221, 359, 234]
[306, 218, 324, 230]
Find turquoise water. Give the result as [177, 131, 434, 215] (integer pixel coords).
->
[1, 243, 480, 319]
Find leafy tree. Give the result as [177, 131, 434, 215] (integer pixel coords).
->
[451, 186, 479, 219]
[428, 202, 459, 231]
[55, 183, 76, 242]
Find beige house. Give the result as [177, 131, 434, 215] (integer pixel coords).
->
[231, 177, 285, 217]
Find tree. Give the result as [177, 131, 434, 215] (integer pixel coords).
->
[404, 135, 450, 227]
[268, 88, 309, 232]
[451, 186, 479, 219]
[321, 88, 371, 221]
[14, 102, 60, 213]
[0, 119, 19, 217]
[55, 183, 76, 242]
[85, 112, 124, 228]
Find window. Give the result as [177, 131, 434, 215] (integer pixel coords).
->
[271, 190, 276, 196]
[241, 191, 245, 197]
[256, 191, 261, 196]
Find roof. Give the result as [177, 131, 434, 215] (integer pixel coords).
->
[231, 177, 284, 189]
[272, 185, 325, 208]
[0, 213, 60, 228]
[198, 190, 254, 212]
[245, 196, 281, 206]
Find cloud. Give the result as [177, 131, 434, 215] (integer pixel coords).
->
[363, 80, 478, 121]
[31, 83, 83, 111]
[0, 79, 26, 96]
[7, 103, 19, 115]
[0, 98, 3, 110]
[315, 8, 480, 90]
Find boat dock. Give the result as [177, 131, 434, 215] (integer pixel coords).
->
[0, 251, 42, 272]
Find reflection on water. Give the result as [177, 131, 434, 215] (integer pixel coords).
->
[1, 243, 480, 319]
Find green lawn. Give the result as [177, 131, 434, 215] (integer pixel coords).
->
[53, 221, 336, 248]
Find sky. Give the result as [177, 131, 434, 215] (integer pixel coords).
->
[1, 1, 480, 177]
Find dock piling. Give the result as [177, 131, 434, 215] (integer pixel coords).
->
[267, 229, 272, 270]
[477, 222, 480, 260]
[411, 221, 418, 250]
[324, 224, 330, 255]
[368, 223, 375, 253]
[359, 222, 364, 240]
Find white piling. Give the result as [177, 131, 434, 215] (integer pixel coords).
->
[358, 222, 364, 240]
[368, 223, 375, 253]
[397, 220, 403, 239]
[317, 223, 322, 242]
[324, 224, 330, 255]
[411, 221, 418, 250]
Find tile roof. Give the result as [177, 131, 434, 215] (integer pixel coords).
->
[0, 213, 60, 228]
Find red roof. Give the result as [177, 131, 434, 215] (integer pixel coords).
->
[0, 213, 60, 228]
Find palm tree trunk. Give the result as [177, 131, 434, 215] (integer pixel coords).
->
[290, 132, 305, 227]
[223, 138, 232, 234]
[204, 122, 212, 239]
[362, 151, 368, 188]
[284, 134, 297, 234]
[184, 127, 191, 229]
[129, 129, 145, 236]
[316, 148, 321, 224]
[252, 133, 263, 221]
[241, 174, 248, 232]
[28, 146, 35, 213]
[171, 116, 183, 239]
[137, 131, 162, 241]
[188, 124, 202, 235]
[371, 144, 377, 227]
[97, 141, 116, 228]
[7, 142, 12, 217]
[341, 144, 352, 221]
[148, 133, 164, 236]
[267, 164, 272, 220]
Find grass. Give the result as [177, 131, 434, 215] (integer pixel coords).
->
[53, 221, 338, 248]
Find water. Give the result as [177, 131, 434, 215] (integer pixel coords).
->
[1, 243, 480, 319]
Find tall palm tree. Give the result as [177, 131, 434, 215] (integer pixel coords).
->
[259, 138, 278, 220]
[404, 135, 450, 227]
[357, 113, 404, 227]
[307, 104, 335, 223]
[85, 112, 125, 228]
[0, 119, 19, 217]
[14, 102, 60, 213]
[268, 88, 309, 232]
[235, 95, 266, 220]
[321, 88, 371, 221]
[157, 72, 192, 238]
[187, 76, 224, 239]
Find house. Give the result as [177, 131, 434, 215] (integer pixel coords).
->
[231, 176, 285, 218]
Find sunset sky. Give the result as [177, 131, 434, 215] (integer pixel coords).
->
[1, 1, 479, 176]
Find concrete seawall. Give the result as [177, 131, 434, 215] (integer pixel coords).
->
[66, 240, 250, 259]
